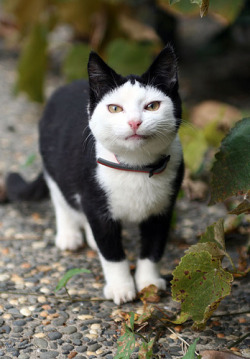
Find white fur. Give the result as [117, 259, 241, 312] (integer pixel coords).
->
[89, 81, 178, 164]
[44, 172, 96, 251]
[99, 255, 136, 304]
[89, 81, 182, 223]
[135, 259, 166, 291]
[95, 137, 182, 222]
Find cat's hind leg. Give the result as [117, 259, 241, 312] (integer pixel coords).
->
[84, 221, 98, 251]
[45, 173, 84, 251]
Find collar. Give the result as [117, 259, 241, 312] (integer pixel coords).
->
[97, 154, 170, 177]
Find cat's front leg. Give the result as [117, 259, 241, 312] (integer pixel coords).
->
[135, 213, 170, 292]
[87, 217, 136, 304]
[100, 255, 136, 305]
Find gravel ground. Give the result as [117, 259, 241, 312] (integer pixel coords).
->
[0, 53, 249, 359]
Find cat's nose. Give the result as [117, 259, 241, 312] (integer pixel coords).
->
[128, 120, 142, 131]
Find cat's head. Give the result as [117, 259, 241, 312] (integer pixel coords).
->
[87, 45, 181, 161]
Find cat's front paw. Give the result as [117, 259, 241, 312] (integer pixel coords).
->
[136, 277, 166, 292]
[55, 232, 83, 251]
[135, 259, 166, 292]
[104, 281, 136, 305]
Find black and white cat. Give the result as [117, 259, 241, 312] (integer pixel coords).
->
[6, 45, 184, 304]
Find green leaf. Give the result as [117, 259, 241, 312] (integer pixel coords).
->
[182, 338, 199, 359]
[106, 39, 154, 76]
[129, 312, 135, 331]
[199, 219, 236, 271]
[190, 0, 202, 6]
[62, 43, 90, 82]
[171, 251, 233, 328]
[16, 23, 47, 102]
[199, 218, 225, 250]
[115, 317, 136, 359]
[210, 118, 250, 205]
[203, 120, 225, 148]
[169, 0, 180, 4]
[138, 339, 154, 359]
[22, 154, 36, 168]
[185, 242, 225, 260]
[55, 268, 91, 292]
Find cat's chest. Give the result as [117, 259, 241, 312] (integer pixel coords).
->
[96, 165, 175, 223]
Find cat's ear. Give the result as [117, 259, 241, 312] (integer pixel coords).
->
[88, 52, 122, 102]
[142, 45, 178, 90]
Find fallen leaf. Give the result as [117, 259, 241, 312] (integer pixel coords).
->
[200, 350, 247, 359]
[138, 338, 154, 359]
[138, 285, 161, 304]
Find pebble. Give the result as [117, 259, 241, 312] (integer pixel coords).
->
[61, 326, 77, 334]
[34, 333, 46, 338]
[33, 338, 48, 349]
[78, 315, 93, 320]
[47, 331, 62, 340]
[88, 344, 102, 352]
[51, 317, 66, 326]
[18, 354, 29, 359]
[37, 296, 47, 303]
[39, 351, 59, 358]
[0, 325, 11, 334]
[76, 346, 87, 353]
[62, 344, 74, 353]
[72, 339, 82, 346]
[20, 308, 31, 317]
[13, 320, 26, 326]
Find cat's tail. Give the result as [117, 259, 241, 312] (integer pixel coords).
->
[6, 172, 49, 202]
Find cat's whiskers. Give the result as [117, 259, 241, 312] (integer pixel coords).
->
[180, 119, 198, 132]
[82, 132, 93, 152]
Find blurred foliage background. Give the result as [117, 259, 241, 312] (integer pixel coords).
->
[0, 0, 249, 184]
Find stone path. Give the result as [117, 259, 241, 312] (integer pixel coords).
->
[0, 53, 249, 359]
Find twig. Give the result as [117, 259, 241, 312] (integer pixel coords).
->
[211, 309, 250, 318]
[0, 290, 111, 302]
[227, 332, 250, 349]
[167, 327, 200, 356]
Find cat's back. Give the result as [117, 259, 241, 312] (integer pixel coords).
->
[40, 79, 89, 131]
[39, 79, 94, 183]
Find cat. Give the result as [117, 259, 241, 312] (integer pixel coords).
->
[6, 45, 184, 304]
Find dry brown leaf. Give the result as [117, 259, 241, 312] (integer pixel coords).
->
[200, 350, 247, 359]
[138, 284, 161, 304]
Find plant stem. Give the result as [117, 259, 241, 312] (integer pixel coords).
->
[211, 309, 250, 318]
[227, 332, 250, 349]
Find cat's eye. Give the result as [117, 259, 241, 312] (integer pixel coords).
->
[145, 101, 160, 111]
[108, 104, 123, 113]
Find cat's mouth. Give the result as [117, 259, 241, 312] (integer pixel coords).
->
[126, 134, 148, 140]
